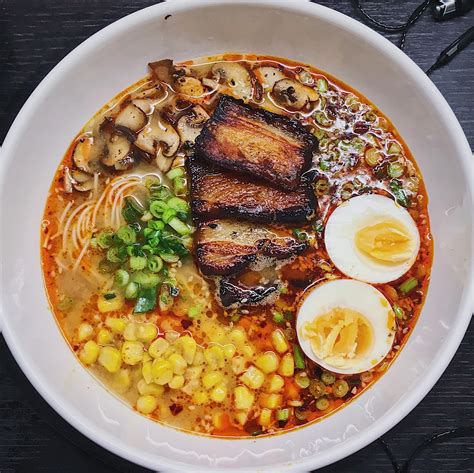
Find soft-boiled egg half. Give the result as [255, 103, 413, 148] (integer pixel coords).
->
[296, 279, 396, 374]
[324, 194, 420, 284]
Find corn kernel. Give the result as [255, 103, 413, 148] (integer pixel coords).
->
[114, 369, 131, 392]
[137, 379, 164, 396]
[136, 395, 157, 414]
[78, 322, 93, 342]
[136, 323, 158, 343]
[192, 349, 204, 366]
[209, 326, 226, 343]
[142, 361, 153, 384]
[259, 393, 282, 409]
[234, 410, 248, 426]
[185, 366, 203, 380]
[204, 345, 225, 369]
[271, 329, 289, 353]
[164, 330, 180, 343]
[169, 374, 185, 389]
[121, 341, 144, 365]
[256, 351, 279, 374]
[79, 340, 100, 365]
[231, 356, 247, 375]
[97, 328, 113, 345]
[230, 327, 247, 346]
[175, 335, 197, 364]
[98, 346, 122, 373]
[152, 358, 173, 385]
[105, 317, 126, 334]
[241, 345, 255, 359]
[148, 337, 169, 359]
[143, 352, 152, 363]
[193, 390, 209, 405]
[234, 385, 255, 409]
[223, 343, 236, 359]
[210, 384, 228, 403]
[98, 294, 124, 313]
[212, 412, 227, 430]
[123, 322, 137, 341]
[168, 353, 187, 375]
[267, 374, 285, 393]
[240, 366, 265, 390]
[278, 353, 295, 377]
[203, 371, 223, 389]
[259, 408, 272, 427]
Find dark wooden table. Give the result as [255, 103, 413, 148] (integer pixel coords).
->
[1, 1, 473, 472]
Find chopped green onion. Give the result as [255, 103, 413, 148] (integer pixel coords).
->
[393, 304, 405, 319]
[162, 208, 177, 224]
[321, 372, 336, 385]
[167, 197, 189, 213]
[131, 271, 161, 288]
[390, 180, 409, 207]
[166, 167, 185, 180]
[293, 344, 306, 369]
[388, 142, 402, 155]
[318, 159, 330, 171]
[160, 253, 180, 263]
[122, 197, 144, 223]
[309, 379, 326, 399]
[117, 225, 137, 245]
[295, 372, 310, 389]
[96, 230, 114, 249]
[272, 310, 285, 324]
[129, 255, 147, 271]
[168, 217, 191, 236]
[148, 220, 165, 231]
[150, 184, 172, 201]
[388, 162, 405, 178]
[312, 127, 326, 140]
[314, 111, 331, 126]
[332, 379, 349, 398]
[103, 292, 116, 300]
[316, 77, 328, 93]
[141, 211, 153, 222]
[276, 408, 290, 422]
[114, 269, 130, 287]
[134, 286, 157, 313]
[292, 228, 308, 242]
[187, 306, 201, 319]
[315, 397, 330, 411]
[124, 281, 139, 299]
[173, 176, 187, 195]
[147, 255, 163, 273]
[399, 277, 418, 294]
[107, 247, 124, 263]
[150, 200, 168, 218]
[98, 259, 118, 273]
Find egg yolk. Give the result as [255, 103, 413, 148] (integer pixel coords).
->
[302, 307, 373, 369]
[355, 220, 413, 263]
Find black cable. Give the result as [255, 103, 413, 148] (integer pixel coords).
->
[351, 0, 434, 49]
[378, 426, 474, 473]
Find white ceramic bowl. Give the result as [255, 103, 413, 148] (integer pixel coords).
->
[1, 1, 473, 471]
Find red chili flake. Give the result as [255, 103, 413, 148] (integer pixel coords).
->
[181, 319, 193, 330]
[170, 404, 183, 416]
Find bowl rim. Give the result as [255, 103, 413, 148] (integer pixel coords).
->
[1, 0, 473, 471]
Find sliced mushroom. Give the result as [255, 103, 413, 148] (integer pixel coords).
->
[103, 133, 134, 170]
[211, 62, 253, 100]
[72, 135, 102, 173]
[71, 169, 95, 192]
[272, 78, 319, 110]
[148, 59, 174, 83]
[254, 66, 287, 90]
[174, 76, 205, 98]
[115, 103, 147, 132]
[64, 167, 74, 193]
[135, 112, 180, 170]
[176, 105, 210, 144]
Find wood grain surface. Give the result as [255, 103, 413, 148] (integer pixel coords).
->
[0, 1, 473, 472]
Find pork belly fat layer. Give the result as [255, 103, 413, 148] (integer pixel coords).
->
[195, 95, 317, 190]
[195, 220, 308, 276]
[186, 156, 317, 225]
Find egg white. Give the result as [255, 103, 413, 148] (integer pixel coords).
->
[296, 279, 396, 375]
[324, 194, 420, 284]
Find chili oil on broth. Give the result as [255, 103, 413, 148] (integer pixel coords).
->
[40, 53, 433, 437]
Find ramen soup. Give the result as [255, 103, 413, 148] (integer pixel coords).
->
[41, 54, 432, 437]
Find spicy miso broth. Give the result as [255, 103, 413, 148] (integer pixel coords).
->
[41, 54, 432, 437]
